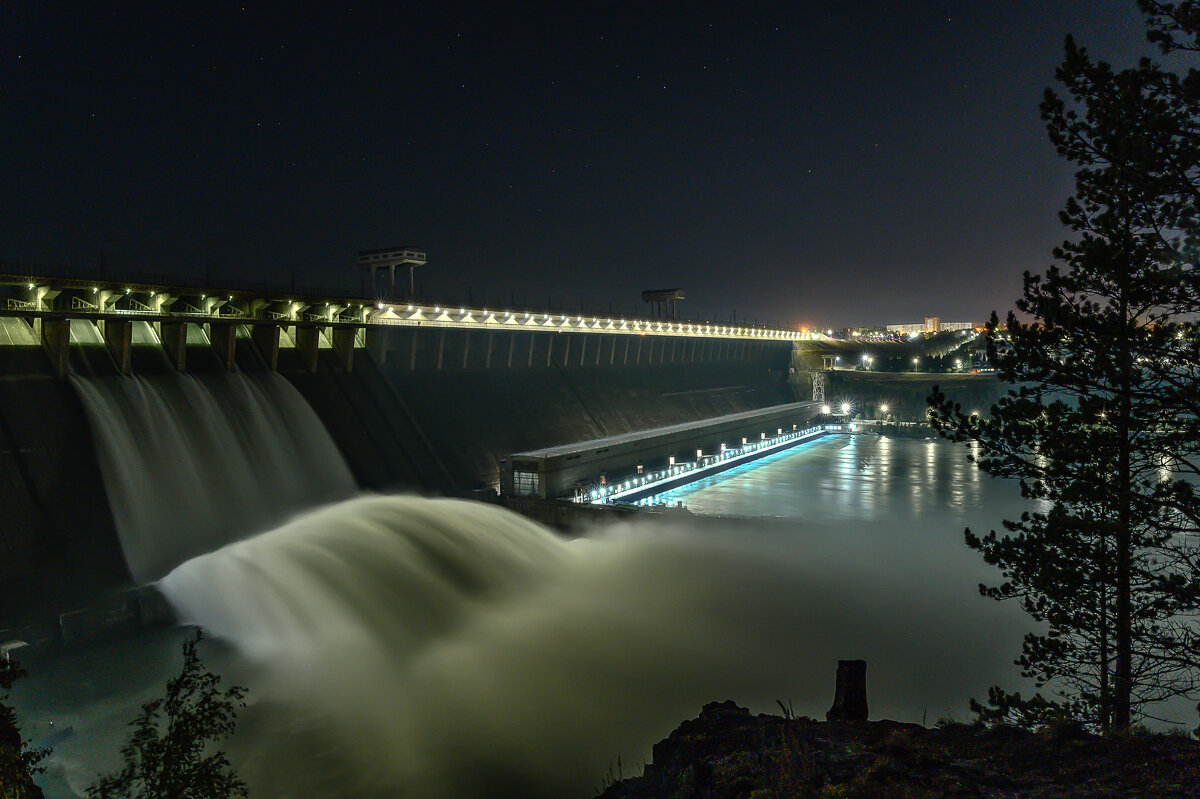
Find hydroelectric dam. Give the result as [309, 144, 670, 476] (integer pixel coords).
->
[0, 267, 824, 643]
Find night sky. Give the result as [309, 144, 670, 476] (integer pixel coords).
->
[1, 2, 1154, 328]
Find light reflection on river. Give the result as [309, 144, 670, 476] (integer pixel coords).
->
[651, 433, 995, 524]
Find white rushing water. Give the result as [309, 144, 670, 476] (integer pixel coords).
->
[150, 493, 1029, 799]
[72, 371, 356, 581]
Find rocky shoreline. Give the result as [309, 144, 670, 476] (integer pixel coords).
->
[596, 701, 1200, 798]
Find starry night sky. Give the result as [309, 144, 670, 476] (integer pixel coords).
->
[1, 2, 1154, 328]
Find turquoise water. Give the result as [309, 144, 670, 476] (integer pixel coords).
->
[649, 433, 995, 524]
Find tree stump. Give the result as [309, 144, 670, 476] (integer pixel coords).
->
[826, 659, 868, 721]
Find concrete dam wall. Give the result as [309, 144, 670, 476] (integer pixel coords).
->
[335, 326, 799, 492]
[0, 346, 129, 622]
[0, 320, 796, 628]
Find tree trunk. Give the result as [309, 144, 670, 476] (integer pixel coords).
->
[1114, 296, 1133, 733]
[1115, 415, 1132, 731]
[1099, 529, 1111, 734]
[826, 659, 869, 722]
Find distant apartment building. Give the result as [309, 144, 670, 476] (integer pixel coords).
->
[886, 317, 977, 334]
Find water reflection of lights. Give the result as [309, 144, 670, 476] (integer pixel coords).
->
[639, 435, 1034, 526]
[647, 432, 838, 508]
[603, 426, 835, 505]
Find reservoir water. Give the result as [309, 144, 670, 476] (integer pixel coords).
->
[15, 434, 1043, 799]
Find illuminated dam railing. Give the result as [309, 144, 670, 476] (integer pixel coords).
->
[0, 269, 819, 343]
[576, 424, 845, 505]
[368, 304, 813, 341]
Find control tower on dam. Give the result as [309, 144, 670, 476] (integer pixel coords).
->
[0, 266, 812, 626]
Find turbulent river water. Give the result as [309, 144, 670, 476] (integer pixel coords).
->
[11, 431, 1062, 799]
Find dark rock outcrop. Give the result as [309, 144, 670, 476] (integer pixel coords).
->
[597, 701, 1200, 798]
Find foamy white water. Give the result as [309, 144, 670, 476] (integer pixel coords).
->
[72, 371, 356, 581]
[152, 493, 1028, 799]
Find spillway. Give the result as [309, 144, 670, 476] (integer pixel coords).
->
[71, 370, 356, 582]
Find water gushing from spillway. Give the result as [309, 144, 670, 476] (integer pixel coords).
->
[72, 371, 356, 581]
[154, 494, 1029, 799]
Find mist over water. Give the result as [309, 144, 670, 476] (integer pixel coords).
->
[18, 404, 1052, 798]
[72, 371, 356, 581]
[151, 493, 1028, 799]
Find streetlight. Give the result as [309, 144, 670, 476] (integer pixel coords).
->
[821, 404, 831, 414]
[879, 404, 889, 415]
[841, 402, 851, 414]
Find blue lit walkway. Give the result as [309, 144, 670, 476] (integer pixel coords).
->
[595, 425, 842, 505]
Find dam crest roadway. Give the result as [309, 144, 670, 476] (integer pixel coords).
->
[0, 264, 816, 378]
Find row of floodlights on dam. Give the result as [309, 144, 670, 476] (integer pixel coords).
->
[580, 425, 827, 503]
[24, 284, 372, 309]
[370, 304, 798, 335]
[16, 282, 789, 335]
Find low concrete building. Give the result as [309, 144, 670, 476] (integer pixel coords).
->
[501, 400, 821, 499]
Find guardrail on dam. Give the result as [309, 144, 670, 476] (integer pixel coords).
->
[0, 267, 813, 373]
[0, 269, 809, 637]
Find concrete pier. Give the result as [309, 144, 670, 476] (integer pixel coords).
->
[160, 320, 187, 369]
[40, 317, 70, 377]
[102, 319, 133, 374]
[252, 324, 280, 370]
[209, 322, 238, 370]
[332, 327, 356, 370]
[295, 326, 321, 372]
